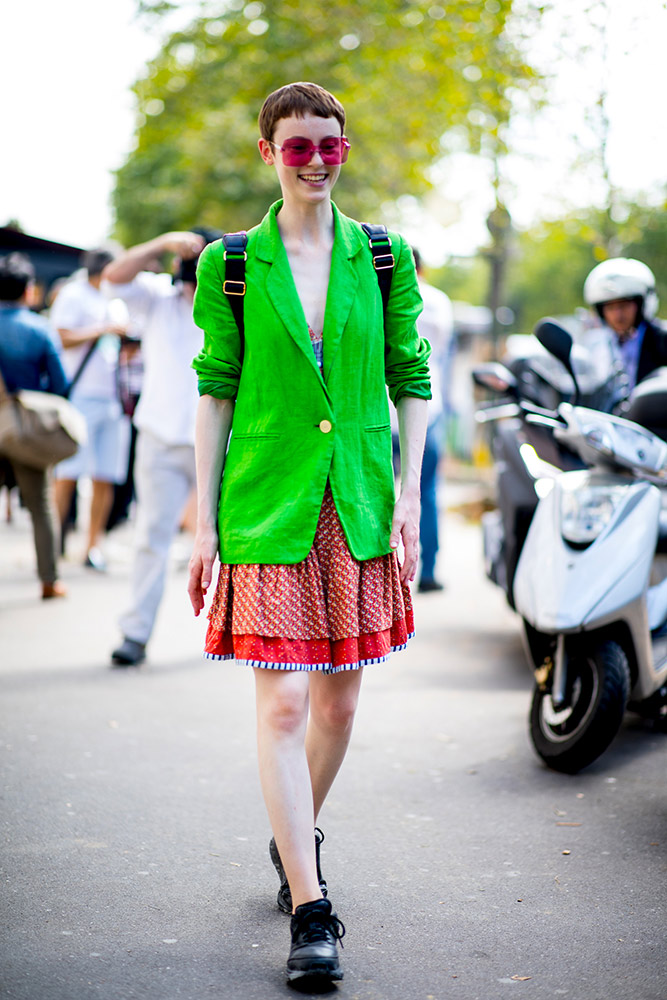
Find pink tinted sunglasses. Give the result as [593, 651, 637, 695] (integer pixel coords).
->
[269, 135, 351, 166]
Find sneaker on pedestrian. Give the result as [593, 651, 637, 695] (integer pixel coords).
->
[418, 576, 444, 593]
[84, 547, 107, 573]
[42, 581, 67, 600]
[269, 827, 328, 914]
[111, 637, 146, 667]
[286, 898, 345, 984]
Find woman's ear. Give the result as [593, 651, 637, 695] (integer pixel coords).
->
[258, 137, 274, 165]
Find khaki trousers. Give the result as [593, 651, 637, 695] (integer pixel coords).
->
[9, 459, 60, 583]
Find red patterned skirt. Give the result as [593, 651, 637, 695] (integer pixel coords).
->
[204, 485, 414, 673]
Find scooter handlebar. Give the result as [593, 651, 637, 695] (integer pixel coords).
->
[474, 402, 521, 423]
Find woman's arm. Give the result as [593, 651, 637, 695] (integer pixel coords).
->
[390, 395, 429, 584]
[187, 394, 235, 615]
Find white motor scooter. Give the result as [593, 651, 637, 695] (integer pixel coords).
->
[512, 321, 667, 772]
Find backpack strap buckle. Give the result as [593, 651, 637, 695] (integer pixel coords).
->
[361, 223, 395, 313]
[221, 232, 248, 341]
[222, 280, 246, 296]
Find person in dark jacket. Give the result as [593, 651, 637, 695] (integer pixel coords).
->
[584, 257, 667, 390]
[0, 253, 68, 598]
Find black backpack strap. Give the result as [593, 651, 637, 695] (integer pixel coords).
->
[361, 223, 395, 315]
[221, 231, 248, 340]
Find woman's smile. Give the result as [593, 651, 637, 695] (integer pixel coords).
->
[298, 171, 329, 186]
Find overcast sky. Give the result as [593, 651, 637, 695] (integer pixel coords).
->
[2, 0, 665, 261]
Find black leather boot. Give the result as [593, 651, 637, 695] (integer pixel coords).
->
[269, 827, 328, 914]
[286, 898, 345, 983]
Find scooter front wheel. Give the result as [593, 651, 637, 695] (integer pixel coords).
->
[530, 639, 630, 773]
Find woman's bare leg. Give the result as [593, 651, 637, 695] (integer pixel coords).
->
[306, 667, 364, 820]
[254, 667, 322, 910]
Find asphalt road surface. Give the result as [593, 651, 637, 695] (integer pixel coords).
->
[1, 496, 665, 1000]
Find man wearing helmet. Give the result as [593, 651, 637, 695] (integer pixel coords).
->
[584, 257, 667, 391]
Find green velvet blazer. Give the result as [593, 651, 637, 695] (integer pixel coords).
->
[192, 200, 431, 565]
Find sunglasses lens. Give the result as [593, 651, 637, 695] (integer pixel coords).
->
[280, 140, 312, 166]
[319, 139, 343, 163]
[279, 138, 348, 166]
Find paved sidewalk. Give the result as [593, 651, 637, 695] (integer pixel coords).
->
[1, 495, 665, 1000]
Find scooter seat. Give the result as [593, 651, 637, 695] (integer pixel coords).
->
[658, 509, 667, 554]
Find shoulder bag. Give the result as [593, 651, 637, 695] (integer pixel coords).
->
[0, 367, 88, 470]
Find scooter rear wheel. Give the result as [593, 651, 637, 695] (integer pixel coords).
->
[530, 639, 630, 773]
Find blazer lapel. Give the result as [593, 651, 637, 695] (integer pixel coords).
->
[257, 202, 320, 372]
[322, 205, 363, 381]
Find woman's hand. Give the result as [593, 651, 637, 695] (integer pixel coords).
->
[187, 524, 219, 616]
[389, 486, 421, 584]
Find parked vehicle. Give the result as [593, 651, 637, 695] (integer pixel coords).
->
[473, 322, 627, 608]
[482, 320, 667, 772]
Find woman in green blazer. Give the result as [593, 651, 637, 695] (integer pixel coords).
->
[188, 82, 430, 984]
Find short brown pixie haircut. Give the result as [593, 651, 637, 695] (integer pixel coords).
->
[258, 82, 346, 142]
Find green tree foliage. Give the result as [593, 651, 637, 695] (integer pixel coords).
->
[502, 196, 667, 332]
[429, 255, 488, 305]
[113, 0, 540, 245]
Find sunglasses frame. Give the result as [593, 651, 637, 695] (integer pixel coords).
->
[268, 135, 351, 166]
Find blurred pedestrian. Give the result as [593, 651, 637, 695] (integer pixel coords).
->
[0, 253, 68, 598]
[413, 248, 453, 591]
[51, 249, 130, 570]
[105, 333, 144, 532]
[187, 82, 430, 985]
[103, 228, 218, 667]
[393, 248, 453, 591]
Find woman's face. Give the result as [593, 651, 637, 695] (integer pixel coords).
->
[258, 114, 344, 205]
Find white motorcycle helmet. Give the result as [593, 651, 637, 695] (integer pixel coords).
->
[584, 258, 658, 322]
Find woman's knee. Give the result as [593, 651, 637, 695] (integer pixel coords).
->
[256, 674, 309, 738]
[311, 689, 359, 735]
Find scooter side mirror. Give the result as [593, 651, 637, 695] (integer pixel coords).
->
[534, 319, 573, 365]
[534, 318, 581, 404]
[472, 362, 518, 396]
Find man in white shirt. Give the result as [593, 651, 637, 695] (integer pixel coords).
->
[102, 229, 216, 666]
[51, 249, 130, 570]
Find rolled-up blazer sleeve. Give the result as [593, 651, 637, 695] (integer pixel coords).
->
[383, 235, 431, 406]
[191, 243, 243, 400]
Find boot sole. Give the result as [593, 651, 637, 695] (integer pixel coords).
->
[286, 963, 343, 983]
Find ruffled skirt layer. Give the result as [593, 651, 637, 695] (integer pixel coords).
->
[204, 486, 414, 673]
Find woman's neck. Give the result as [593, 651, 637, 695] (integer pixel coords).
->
[276, 197, 334, 249]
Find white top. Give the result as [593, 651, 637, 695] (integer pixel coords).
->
[390, 278, 454, 430]
[102, 272, 202, 446]
[418, 278, 454, 423]
[50, 278, 127, 400]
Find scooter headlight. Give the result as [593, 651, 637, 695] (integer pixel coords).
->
[560, 484, 627, 546]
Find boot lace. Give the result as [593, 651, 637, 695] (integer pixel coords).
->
[297, 910, 346, 949]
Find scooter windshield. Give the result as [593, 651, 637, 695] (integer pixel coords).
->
[506, 328, 624, 411]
